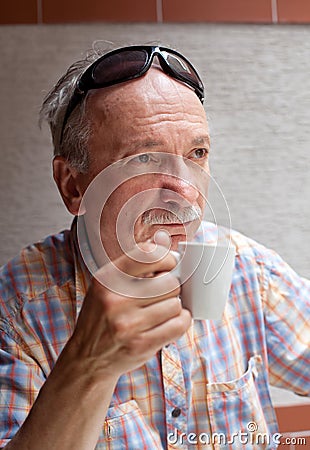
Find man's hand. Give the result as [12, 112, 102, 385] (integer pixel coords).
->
[70, 238, 192, 378]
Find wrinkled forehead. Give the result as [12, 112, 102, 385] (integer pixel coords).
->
[87, 66, 206, 119]
[80, 68, 209, 177]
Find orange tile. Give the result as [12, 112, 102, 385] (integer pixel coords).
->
[275, 404, 310, 433]
[277, 0, 310, 23]
[162, 0, 272, 22]
[1, 0, 37, 24]
[42, 0, 157, 23]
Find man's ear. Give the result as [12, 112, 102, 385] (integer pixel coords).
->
[53, 156, 84, 216]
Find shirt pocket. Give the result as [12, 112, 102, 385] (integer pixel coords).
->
[206, 355, 272, 449]
[95, 399, 164, 450]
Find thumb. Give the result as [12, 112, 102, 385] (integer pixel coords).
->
[153, 229, 172, 248]
[152, 230, 181, 265]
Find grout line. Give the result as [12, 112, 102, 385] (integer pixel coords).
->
[271, 0, 278, 23]
[37, 0, 43, 24]
[156, 0, 163, 23]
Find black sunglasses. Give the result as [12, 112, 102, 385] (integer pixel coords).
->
[60, 45, 205, 145]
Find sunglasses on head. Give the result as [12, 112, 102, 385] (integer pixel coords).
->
[59, 45, 205, 145]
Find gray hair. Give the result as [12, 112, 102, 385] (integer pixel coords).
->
[40, 45, 111, 173]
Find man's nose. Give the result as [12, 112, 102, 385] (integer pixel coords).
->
[159, 176, 199, 207]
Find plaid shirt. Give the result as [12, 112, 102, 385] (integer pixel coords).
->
[0, 220, 309, 449]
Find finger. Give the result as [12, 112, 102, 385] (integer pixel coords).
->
[100, 242, 178, 278]
[139, 308, 192, 350]
[120, 272, 181, 302]
[138, 296, 183, 331]
[112, 296, 183, 338]
[153, 229, 171, 248]
[152, 231, 181, 266]
[90, 270, 181, 316]
[127, 262, 181, 303]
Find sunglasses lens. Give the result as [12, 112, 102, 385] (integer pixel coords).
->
[92, 49, 149, 84]
[162, 50, 202, 90]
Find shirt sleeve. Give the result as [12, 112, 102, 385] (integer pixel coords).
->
[0, 328, 46, 448]
[263, 251, 310, 396]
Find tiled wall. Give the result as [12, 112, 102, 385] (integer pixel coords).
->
[2, 0, 310, 24]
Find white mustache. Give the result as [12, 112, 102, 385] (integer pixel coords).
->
[142, 205, 202, 225]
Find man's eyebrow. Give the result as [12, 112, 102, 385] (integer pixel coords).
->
[191, 135, 210, 146]
[134, 136, 210, 149]
[135, 140, 164, 150]
[123, 136, 210, 156]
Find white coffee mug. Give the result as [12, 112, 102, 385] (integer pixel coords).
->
[172, 242, 235, 320]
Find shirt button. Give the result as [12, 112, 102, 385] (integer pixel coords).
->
[171, 407, 181, 418]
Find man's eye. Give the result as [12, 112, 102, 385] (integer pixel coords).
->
[124, 153, 161, 172]
[192, 148, 208, 159]
[133, 153, 151, 164]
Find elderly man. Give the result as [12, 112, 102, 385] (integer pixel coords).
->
[0, 45, 309, 449]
